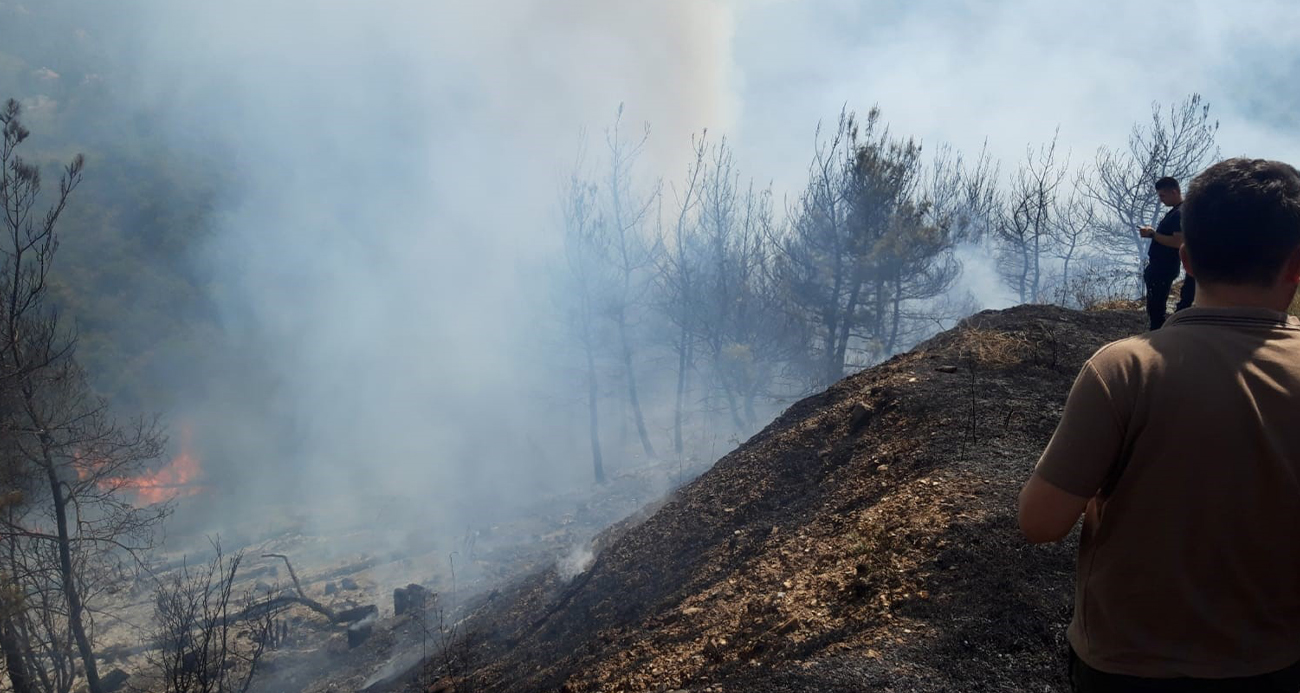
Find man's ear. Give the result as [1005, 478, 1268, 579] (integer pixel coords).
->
[1180, 245, 1195, 277]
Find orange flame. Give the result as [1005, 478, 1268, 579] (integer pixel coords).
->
[120, 448, 203, 505]
[83, 427, 206, 506]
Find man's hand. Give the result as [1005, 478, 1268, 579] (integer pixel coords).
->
[1138, 225, 1156, 238]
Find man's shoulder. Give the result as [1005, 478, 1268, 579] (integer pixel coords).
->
[1088, 314, 1300, 377]
[1085, 335, 1162, 379]
[1156, 206, 1182, 231]
[1091, 334, 1157, 361]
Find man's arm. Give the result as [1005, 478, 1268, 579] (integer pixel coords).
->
[1018, 360, 1126, 544]
[1152, 231, 1184, 248]
[1139, 225, 1185, 248]
[1018, 474, 1091, 543]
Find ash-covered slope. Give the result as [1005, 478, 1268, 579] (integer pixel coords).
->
[447, 305, 1144, 693]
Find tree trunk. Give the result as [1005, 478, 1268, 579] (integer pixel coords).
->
[1018, 246, 1030, 304]
[830, 279, 863, 387]
[0, 616, 34, 693]
[40, 432, 102, 693]
[617, 316, 656, 459]
[1062, 250, 1074, 303]
[585, 343, 605, 484]
[874, 277, 886, 355]
[721, 382, 746, 434]
[886, 275, 903, 355]
[1032, 233, 1041, 302]
[821, 323, 839, 391]
[616, 377, 627, 448]
[872, 274, 887, 356]
[1132, 231, 1146, 297]
[19, 612, 60, 693]
[0, 517, 34, 693]
[822, 250, 845, 389]
[672, 329, 689, 456]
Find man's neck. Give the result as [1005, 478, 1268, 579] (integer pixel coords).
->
[1194, 283, 1295, 313]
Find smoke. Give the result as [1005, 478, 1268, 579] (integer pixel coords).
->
[89, 0, 740, 541]
[953, 242, 1014, 310]
[13, 0, 1300, 558]
[558, 542, 596, 581]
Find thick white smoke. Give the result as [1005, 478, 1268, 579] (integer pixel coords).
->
[103, 1, 741, 541]
[29, 0, 1300, 549]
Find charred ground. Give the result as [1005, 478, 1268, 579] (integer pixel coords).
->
[399, 304, 1144, 693]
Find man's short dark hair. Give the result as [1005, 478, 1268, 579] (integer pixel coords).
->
[1154, 176, 1180, 192]
[1181, 158, 1300, 287]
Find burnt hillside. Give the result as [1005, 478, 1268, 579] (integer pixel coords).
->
[432, 305, 1145, 693]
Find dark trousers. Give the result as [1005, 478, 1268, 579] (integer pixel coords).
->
[1070, 647, 1300, 692]
[1144, 264, 1194, 330]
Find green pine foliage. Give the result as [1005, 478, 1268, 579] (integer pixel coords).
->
[2, 1, 225, 411]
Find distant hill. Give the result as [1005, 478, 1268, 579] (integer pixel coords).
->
[2, 0, 232, 412]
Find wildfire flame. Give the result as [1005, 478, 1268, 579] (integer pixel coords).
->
[80, 428, 206, 506]
[119, 448, 203, 506]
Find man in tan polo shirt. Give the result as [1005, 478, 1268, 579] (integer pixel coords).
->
[1018, 158, 1300, 691]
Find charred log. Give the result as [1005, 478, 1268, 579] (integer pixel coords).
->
[240, 555, 375, 625]
[393, 584, 432, 617]
[347, 618, 374, 649]
[100, 668, 129, 693]
[335, 604, 378, 623]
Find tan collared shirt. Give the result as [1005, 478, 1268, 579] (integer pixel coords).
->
[1035, 306, 1300, 678]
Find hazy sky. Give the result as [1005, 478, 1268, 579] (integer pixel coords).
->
[729, 0, 1300, 196]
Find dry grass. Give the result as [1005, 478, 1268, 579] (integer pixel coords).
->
[1085, 298, 1143, 312]
[1090, 282, 1300, 317]
[957, 328, 1032, 368]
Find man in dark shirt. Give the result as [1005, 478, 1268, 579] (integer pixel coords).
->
[1139, 177, 1195, 329]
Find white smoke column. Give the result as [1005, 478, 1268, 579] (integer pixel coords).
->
[114, 1, 740, 540]
[558, 541, 596, 580]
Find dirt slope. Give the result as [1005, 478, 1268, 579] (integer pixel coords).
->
[436, 305, 1144, 693]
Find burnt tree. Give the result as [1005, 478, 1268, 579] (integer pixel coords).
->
[601, 105, 660, 459]
[0, 98, 168, 693]
[1088, 94, 1218, 282]
[559, 146, 612, 483]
